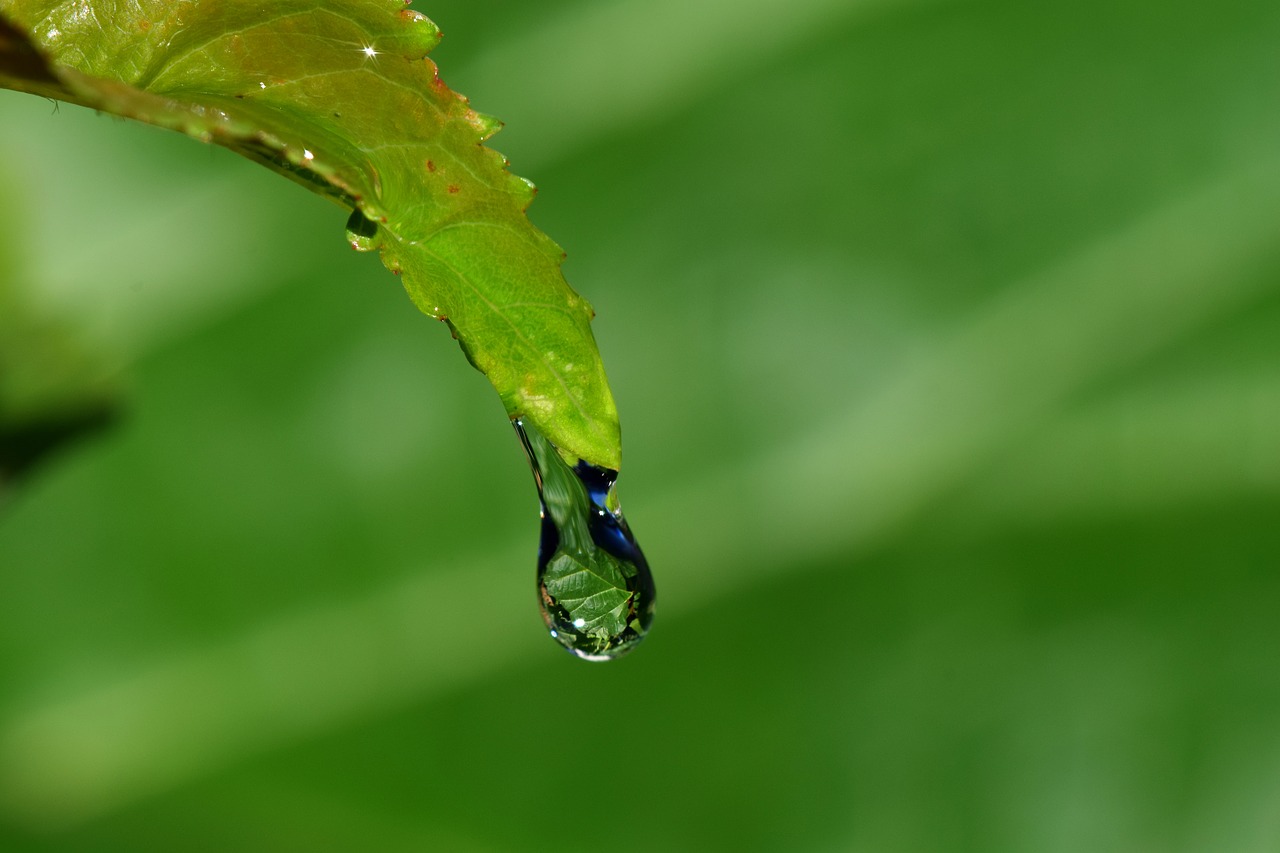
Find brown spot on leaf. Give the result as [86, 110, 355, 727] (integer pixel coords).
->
[426, 160, 436, 172]
[447, 184, 459, 194]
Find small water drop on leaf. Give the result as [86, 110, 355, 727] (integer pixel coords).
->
[344, 208, 381, 252]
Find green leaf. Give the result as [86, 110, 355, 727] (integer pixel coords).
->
[0, 0, 621, 469]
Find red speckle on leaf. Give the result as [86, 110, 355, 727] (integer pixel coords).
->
[138, 19, 151, 31]
[447, 184, 459, 194]
[426, 160, 436, 172]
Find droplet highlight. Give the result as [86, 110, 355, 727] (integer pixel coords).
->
[514, 418, 655, 661]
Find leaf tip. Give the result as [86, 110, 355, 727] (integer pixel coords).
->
[396, 8, 442, 54]
[469, 110, 502, 141]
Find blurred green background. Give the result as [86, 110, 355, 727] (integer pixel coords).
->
[3, 0, 1280, 849]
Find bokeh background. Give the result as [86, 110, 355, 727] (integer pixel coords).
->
[3, 0, 1280, 849]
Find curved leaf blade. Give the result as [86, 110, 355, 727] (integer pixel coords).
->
[0, 0, 621, 468]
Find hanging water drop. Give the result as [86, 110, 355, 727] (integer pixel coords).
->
[514, 418, 655, 661]
[345, 208, 381, 252]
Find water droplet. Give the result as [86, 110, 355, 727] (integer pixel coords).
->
[345, 208, 381, 252]
[514, 418, 655, 661]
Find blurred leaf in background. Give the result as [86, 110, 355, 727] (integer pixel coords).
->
[1, 0, 1280, 850]
[0, 155, 117, 497]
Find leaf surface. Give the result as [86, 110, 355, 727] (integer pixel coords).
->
[0, 0, 621, 468]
